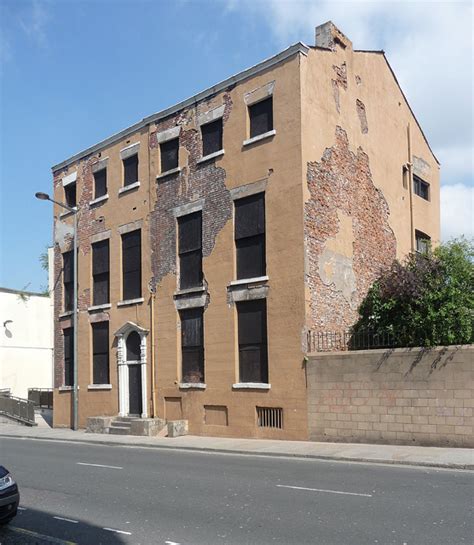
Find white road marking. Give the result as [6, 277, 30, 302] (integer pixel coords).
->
[18, 506, 27, 511]
[54, 516, 79, 524]
[77, 462, 123, 469]
[103, 527, 132, 535]
[276, 484, 373, 497]
[165, 541, 181, 545]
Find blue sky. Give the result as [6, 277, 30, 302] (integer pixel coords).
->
[0, 0, 472, 292]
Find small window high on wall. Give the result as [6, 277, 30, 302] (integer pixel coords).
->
[123, 154, 138, 187]
[413, 174, 430, 201]
[201, 119, 223, 157]
[64, 183, 76, 208]
[160, 138, 179, 173]
[94, 168, 107, 198]
[249, 97, 273, 138]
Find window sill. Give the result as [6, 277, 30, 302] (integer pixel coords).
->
[59, 207, 77, 219]
[88, 384, 112, 390]
[174, 286, 206, 296]
[89, 194, 109, 206]
[88, 303, 111, 312]
[156, 167, 181, 180]
[230, 276, 269, 287]
[179, 383, 206, 390]
[118, 181, 140, 195]
[232, 383, 271, 390]
[117, 297, 144, 307]
[58, 385, 79, 392]
[197, 149, 225, 164]
[59, 311, 74, 319]
[243, 129, 276, 147]
[414, 194, 430, 202]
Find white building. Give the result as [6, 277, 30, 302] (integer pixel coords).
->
[0, 250, 54, 399]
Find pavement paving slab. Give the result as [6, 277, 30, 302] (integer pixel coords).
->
[0, 422, 472, 470]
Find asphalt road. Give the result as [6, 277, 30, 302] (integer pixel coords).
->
[0, 437, 472, 545]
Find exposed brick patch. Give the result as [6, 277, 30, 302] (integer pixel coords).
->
[150, 94, 233, 287]
[331, 62, 347, 113]
[304, 126, 396, 333]
[333, 62, 347, 89]
[356, 99, 368, 134]
[53, 154, 110, 387]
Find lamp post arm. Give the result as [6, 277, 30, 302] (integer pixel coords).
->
[48, 196, 76, 214]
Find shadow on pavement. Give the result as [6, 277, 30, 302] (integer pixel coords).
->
[0, 506, 127, 544]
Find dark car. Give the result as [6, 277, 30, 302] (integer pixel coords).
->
[0, 466, 19, 525]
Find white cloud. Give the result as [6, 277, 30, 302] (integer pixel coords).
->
[230, 0, 473, 187]
[440, 184, 474, 241]
[19, 0, 50, 46]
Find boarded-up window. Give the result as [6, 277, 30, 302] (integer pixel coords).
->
[122, 230, 141, 300]
[178, 212, 202, 290]
[180, 308, 204, 383]
[63, 251, 74, 311]
[235, 193, 265, 279]
[160, 138, 179, 173]
[415, 230, 431, 254]
[249, 97, 273, 138]
[92, 322, 109, 384]
[123, 154, 138, 186]
[237, 299, 268, 383]
[94, 168, 107, 198]
[202, 119, 223, 157]
[92, 240, 109, 306]
[63, 327, 74, 387]
[64, 183, 76, 208]
[413, 174, 430, 201]
[126, 331, 141, 361]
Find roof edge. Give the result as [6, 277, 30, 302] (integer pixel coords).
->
[355, 49, 439, 166]
[52, 42, 309, 173]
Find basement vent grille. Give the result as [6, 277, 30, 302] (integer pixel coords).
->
[257, 407, 283, 429]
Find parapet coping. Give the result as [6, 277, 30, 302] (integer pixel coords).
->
[52, 42, 309, 172]
[306, 344, 474, 358]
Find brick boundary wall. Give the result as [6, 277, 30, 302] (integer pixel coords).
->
[306, 345, 473, 447]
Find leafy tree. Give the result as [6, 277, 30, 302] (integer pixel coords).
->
[353, 238, 474, 347]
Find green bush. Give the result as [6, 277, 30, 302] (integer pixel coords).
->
[353, 238, 474, 347]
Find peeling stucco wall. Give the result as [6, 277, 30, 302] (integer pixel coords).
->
[149, 93, 233, 289]
[304, 126, 397, 332]
[52, 155, 112, 387]
[331, 62, 347, 113]
[356, 99, 368, 134]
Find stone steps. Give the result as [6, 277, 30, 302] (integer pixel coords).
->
[86, 415, 188, 437]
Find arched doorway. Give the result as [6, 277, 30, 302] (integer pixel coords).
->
[114, 322, 148, 417]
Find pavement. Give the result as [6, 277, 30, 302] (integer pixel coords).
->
[1, 435, 473, 545]
[0, 421, 472, 470]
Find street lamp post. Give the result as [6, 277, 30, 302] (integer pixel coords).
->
[36, 192, 79, 431]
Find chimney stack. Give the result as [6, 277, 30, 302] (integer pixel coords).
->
[315, 21, 352, 51]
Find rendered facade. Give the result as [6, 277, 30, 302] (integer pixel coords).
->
[51, 22, 440, 439]
[0, 286, 53, 399]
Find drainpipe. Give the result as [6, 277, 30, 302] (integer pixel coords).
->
[150, 291, 156, 418]
[407, 123, 415, 252]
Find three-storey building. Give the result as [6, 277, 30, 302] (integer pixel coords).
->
[51, 22, 439, 439]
